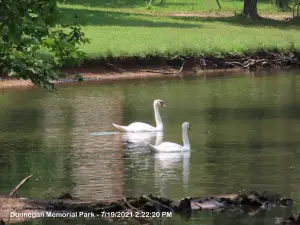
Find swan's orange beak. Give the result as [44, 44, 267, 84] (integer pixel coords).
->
[162, 103, 167, 108]
[189, 126, 192, 131]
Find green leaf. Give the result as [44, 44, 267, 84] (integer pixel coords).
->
[8, 70, 17, 76]
[0, 23, 7, 36]
[29, 13, 38, 18]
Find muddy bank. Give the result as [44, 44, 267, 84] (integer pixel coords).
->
[63, 52, 300, 78]
[0, 190, 294, 224]
[0, 67, 242, 89]
[1, 52, 300, 89]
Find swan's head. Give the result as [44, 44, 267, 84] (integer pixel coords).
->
[154, 99, 167, 108]
[182, 122, 192, 131]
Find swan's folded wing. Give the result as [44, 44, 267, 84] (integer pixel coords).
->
[158, 142, 182, 149]
[127, 122, 155, 132]
[112, 123, 128, 132]
[147, 142, 183, 153]
[146, 142, 159, 153]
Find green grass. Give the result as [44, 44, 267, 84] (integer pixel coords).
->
[59, 0, 300, 59]
[62, 0, 294, 13]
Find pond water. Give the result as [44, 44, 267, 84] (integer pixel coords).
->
[1, 70, 300, 225]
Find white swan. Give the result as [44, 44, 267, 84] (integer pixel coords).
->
[112, 99, 166, 133]
[122, 131, 164, 149]
[147, 122, 192, 153]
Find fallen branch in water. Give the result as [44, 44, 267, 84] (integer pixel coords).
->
[138, 69, 180, 74]
[179, 61, 186, 72]
[105, 63, 126, 73]
[134, 53, 300, 74]
[275, 212, 300, 225]
[190, 190, 293, 213]
[9, 175, 33, 197]
[200, 53, 300, 71]
[65, 52, 300, 76]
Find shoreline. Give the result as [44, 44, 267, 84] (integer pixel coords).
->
[1, 53, 299, 89]
[0, 68, 243, 89]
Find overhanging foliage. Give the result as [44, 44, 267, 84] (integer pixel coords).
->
[0, 0, 89, 88]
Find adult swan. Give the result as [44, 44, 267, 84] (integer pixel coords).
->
[147, 122, 192, 153]
[112, 99, 167, 133]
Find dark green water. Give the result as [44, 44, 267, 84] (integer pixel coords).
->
[1, 70, 300, 225]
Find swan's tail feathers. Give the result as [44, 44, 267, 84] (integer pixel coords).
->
[112, 123, 127, 132]
[146, 142, 158, 153]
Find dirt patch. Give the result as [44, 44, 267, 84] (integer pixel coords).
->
[0, 79, 34, 89]
[166, 12, 292, 20]
[130, 11, 293, 20]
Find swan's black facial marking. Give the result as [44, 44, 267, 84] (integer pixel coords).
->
[189, 124, 192, 131]
[158, 100, 167, 107]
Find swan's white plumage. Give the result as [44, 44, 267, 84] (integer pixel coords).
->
[116, 122, 156, 132]
[127, 122, 154, 129]
[147, 122, 192, 153]
[122, 131, 163, 149]
[112, 99, 166, 133]
[147, 142, 183, 153]
[112, 123, 128, 132]
[155, 142, 182, 149]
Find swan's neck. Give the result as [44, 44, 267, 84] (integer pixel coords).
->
[182, 128, 190, 149]
[154, 103, 163, 130]
[155, 132, 163, 145]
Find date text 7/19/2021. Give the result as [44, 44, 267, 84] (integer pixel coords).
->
[101, 211, 173, 218]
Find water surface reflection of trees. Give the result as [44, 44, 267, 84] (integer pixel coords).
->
[120, 74, 300, 206]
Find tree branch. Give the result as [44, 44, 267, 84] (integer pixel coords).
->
[9, 175, 33, 197]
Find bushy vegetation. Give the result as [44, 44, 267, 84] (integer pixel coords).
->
[0, 0, 89, 88]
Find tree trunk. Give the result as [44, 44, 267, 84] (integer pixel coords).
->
[243, 0, 261, 19]
[216, 0, 222, 10]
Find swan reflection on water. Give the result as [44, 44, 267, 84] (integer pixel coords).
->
[122, 131, 164, 149]
[153, 151, 191, 196]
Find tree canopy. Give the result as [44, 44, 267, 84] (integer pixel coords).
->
[0, 0, 89, 88]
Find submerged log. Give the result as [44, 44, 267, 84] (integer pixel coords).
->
[190, 191, 293, 213]
[9, 175, 33, 197]
[275, 213, 300, 225]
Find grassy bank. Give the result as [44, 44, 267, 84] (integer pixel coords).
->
[56, 0, 300, 64]
[59, 0, 300, 60]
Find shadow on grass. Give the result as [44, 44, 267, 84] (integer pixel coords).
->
[63, 0, 161, 8]
[64, 0, 282, 8]
[171, 15, 300, 29]
[60, 7, 201, 28]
